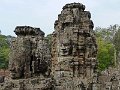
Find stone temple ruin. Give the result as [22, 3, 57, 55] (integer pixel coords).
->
[1, 2, 118, 90]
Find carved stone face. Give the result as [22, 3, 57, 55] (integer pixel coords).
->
[59, 40, 72, 56]
[9, 39, 25, 79]
[60, 45, 70, 56]
[9, 63, 23, 79]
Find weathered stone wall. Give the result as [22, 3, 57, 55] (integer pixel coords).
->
[51, 3, 97, 90]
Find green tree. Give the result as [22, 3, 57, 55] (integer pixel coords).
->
[97, 37, 114, 71]
[0, 35, 10, 69]
[94, 25, 118, 70]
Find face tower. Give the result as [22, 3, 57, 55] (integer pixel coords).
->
[52, 3, 98, 90]
[9, 26, 51, 79]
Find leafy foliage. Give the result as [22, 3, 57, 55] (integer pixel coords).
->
[0, 35, 10, 69]
[96, 37, 114, 70]
[94, 24, 120, 71]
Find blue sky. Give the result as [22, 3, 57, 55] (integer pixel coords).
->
[0, 0, 120, 36]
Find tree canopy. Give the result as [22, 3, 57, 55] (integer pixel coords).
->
[95, 24, 120, 70]
[0, 35, 10, 69]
